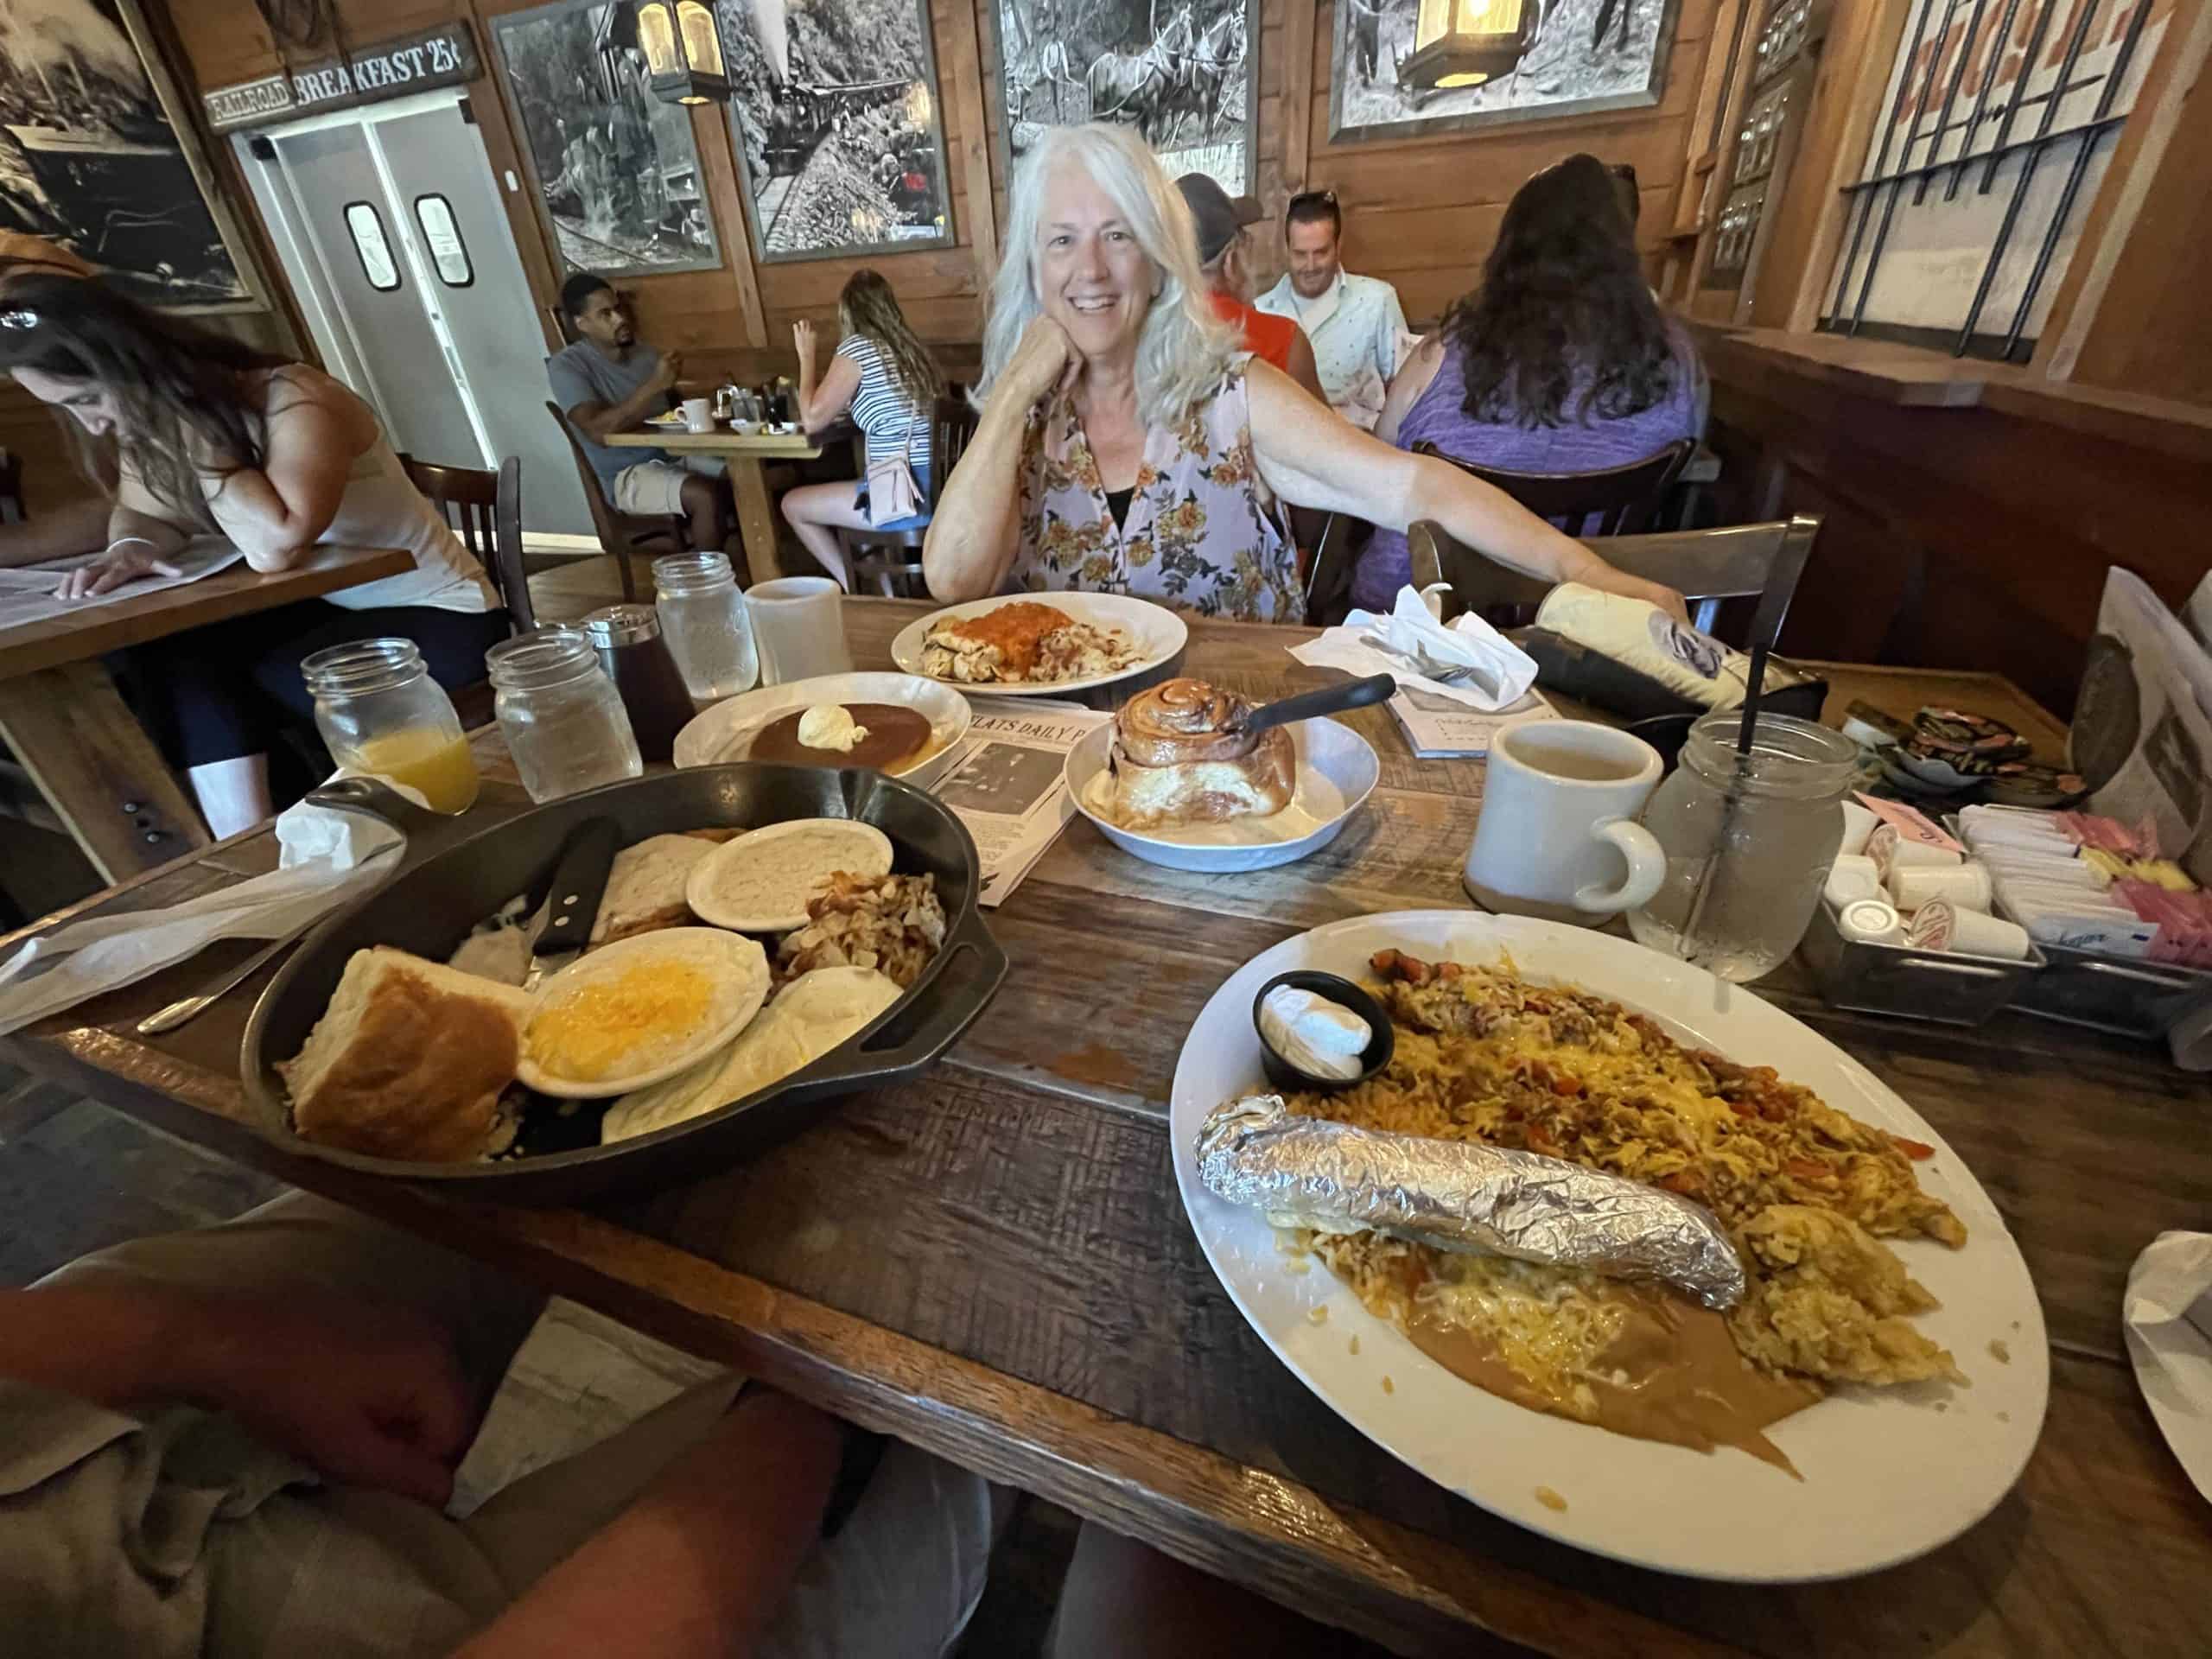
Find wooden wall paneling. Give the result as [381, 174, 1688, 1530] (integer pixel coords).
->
[159, 0, 281, 90]
[939, 0, 1000, 293]
[1278, 0, 1317, 203]
[687, 99, 769, 350]
[1762, 0, 1913, 333]
[1701, 352, 2212, 715]
[2040, 0, 2212, 403]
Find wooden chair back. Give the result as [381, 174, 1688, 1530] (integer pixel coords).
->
[1303, 512, 1369, 626]
[544, 399, 690, 601]
[841, 396, 982, 599]
[400, 454, 535, 632]
[1407, 514, 1822, 650]
[1413, 437, 1696, 537]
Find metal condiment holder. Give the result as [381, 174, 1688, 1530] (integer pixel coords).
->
[1800, 896, 2046, 1027]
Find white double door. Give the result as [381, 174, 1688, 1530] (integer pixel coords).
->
[238, 89, 591, 536]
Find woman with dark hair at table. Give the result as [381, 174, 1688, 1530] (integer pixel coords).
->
[1351, 153, 1707, 613]
[0, 271, 507, 836]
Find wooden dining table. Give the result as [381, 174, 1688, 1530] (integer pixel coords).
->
[3, 598, 2206, 1657]
[604, 423, 823, 588]
[0, 543, 412, 885]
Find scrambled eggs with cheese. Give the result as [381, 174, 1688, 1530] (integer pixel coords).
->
[1286, 950, 1967, 1414]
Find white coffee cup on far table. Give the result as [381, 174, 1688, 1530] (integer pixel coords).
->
[747, 576, 852, 684]
[682, 397, 715, 434]
[1464, 721, 1666, 925]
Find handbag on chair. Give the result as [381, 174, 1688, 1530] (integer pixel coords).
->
[864, 421, 923, 528]
[858, 422, 919, 532]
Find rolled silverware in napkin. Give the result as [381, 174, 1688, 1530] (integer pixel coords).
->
[1195, 1094, 1746, 1309]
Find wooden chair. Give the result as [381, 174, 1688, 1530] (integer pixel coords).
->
[1407, 514, 1822, 651]
[1413, 437, 1696, 537]
[401, 454, 535, 632]
[1303, 512, 1370, 626]
[544, 399, 689, 601]
[0, 448, 22, 524]
[836, 396, 980, 599]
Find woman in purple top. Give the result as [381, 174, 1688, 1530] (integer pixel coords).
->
[1353, 154, 1707, 613]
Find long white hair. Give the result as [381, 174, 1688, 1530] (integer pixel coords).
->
[978, 123, 1238, 430]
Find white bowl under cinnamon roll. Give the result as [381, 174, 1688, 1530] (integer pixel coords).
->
[1091, 678, 1296, 830]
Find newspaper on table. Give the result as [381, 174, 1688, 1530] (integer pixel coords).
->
[1387, 684, 1558, 759]
[927, 696, 1112, 906]
[2075, 567, 2212, 884]
[0, 540, 245, 633]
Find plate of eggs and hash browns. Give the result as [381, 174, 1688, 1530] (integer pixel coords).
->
[1170, 909, 2049, 1582]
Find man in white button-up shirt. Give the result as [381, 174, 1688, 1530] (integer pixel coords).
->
[1253, 188, 1411, 431]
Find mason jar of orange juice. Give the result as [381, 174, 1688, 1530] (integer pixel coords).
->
[300, 638, 480, 815]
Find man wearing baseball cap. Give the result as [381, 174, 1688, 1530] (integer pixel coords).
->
[1174, 172, 1325, 404]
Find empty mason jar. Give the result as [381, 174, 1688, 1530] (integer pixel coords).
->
[300, 638, 480, 815]
[486, 626, 643, 803]
[1625, 711, 1858, 981]
[653, 551, 758, 702]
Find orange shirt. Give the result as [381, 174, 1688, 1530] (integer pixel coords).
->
[1208, 291, 1300, 375]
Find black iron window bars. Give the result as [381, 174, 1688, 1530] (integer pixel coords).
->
[1821, 0, 2155, 361]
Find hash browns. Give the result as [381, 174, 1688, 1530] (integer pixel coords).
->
[1283, 950, 1966, 1393]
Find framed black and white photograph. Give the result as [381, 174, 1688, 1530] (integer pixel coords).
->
[0, 0, 264, 308]
[492, 0, 721, 276]
[988, 0, 1257, 195]
[1331, 0, 1680, 145]
[714, 0, 953, 264]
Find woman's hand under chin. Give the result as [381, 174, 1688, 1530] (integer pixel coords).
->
[1004, 316, 1079, 410]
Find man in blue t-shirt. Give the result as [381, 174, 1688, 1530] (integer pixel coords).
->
[546, 271, 729, 553]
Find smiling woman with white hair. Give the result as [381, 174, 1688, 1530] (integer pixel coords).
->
[924, 122, 1688, 626]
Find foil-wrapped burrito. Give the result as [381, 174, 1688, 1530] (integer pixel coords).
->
[1195, 1095, 1746, 1309]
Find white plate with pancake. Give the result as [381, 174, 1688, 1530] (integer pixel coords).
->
[1065, 716, 1377, 873]
[673, 672, 972, 790]
[892, 592, 1186, 696]
[1170, 910, 2048, 1582]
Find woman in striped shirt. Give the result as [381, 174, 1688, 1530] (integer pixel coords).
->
[785, 269, 943, 588]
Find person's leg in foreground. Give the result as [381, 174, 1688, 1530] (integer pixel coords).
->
[0, 1192, 994, 1657]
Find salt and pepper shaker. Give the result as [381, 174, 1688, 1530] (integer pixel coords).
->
[580, 604, 696, 764]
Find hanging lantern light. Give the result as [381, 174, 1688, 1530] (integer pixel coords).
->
[634, 0, 730, 105]
[1400, 0, 1534, 99]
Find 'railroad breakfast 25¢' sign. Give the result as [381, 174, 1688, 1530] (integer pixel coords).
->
[202, 23, 481, 132]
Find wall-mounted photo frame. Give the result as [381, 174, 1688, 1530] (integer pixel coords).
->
[0, 0, 270, 310]
[715, 0, 956, 264]
[1330, 0, 1681, 146]
[491, 0, 722, 276]
[984, 0, 1259, 198]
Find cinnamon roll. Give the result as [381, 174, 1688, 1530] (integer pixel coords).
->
[1095, 678, 1296, 830]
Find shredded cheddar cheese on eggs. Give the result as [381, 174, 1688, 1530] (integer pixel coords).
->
[527, 962, 715, 1082]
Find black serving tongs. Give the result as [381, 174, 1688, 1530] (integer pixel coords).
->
[1232, 674, 1397, 736]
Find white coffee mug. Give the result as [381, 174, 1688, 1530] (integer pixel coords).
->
[1464, 721, 1666, 924]
[747, 576, 852, 684]
[682, 397, 714, 434]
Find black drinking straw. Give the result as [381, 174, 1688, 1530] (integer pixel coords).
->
[1737, 642, 1771, 757]
[1676, 643, 1772, 965]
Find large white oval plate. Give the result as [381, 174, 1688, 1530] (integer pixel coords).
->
[891, 592, 1188, 696]
[1064, 716, 1378, 874]
[1169, 910, 2049, 1582]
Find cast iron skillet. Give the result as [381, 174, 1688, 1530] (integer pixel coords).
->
[240, 766, 1007, 1203]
